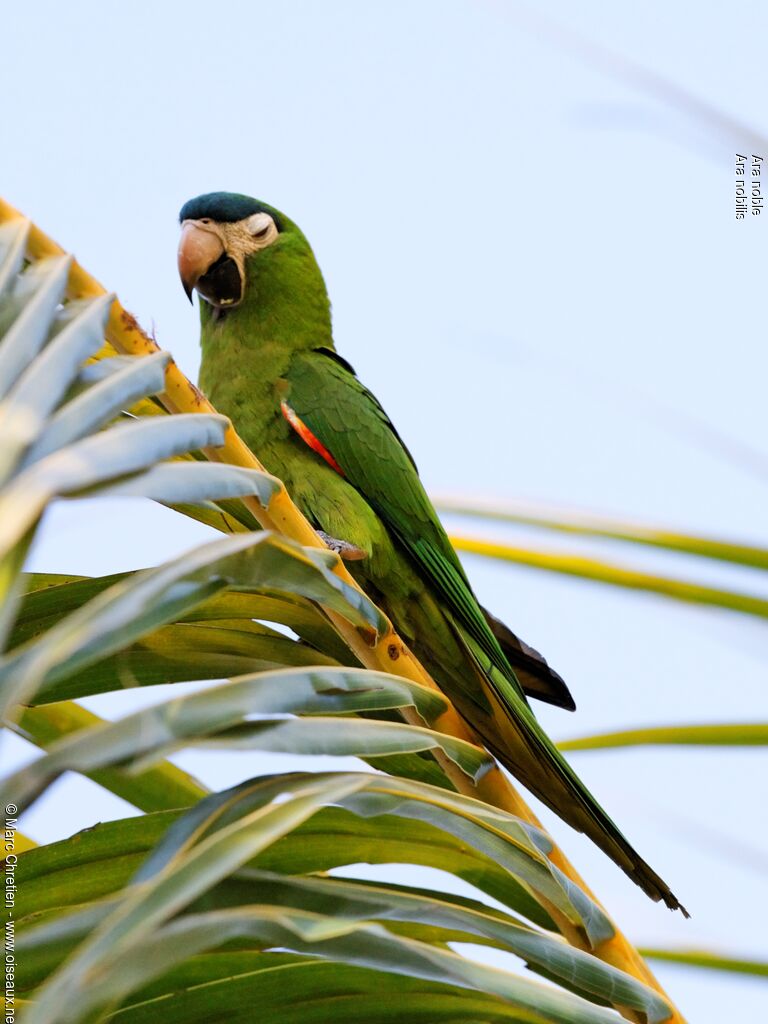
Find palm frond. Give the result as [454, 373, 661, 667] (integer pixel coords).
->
[559, 723, 768, 751]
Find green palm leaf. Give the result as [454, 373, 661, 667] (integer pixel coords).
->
[639, 949, 768, 978]
[434, 496, 768, 570]
[447, 534, 768, 619]
[559, 723, 768, 751]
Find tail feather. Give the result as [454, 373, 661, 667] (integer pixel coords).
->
[482, 606, 576, 712]
[454, 626, 687, 916]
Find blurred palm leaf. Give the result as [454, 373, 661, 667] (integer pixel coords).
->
[638, 949, 768, 979]
[434, 497, 768, 570]
[559, 723, 768, 751]
[434, 498, 768, 622]
[446, 534, 768, 620]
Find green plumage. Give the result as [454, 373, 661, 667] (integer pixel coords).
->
[187, 192, 683, 914]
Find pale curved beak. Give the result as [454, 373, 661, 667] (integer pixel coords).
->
[177, 222, 225, 302]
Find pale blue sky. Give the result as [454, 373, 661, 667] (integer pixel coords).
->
[3, 2, 768, 1019]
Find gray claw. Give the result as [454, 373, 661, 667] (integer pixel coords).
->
[317, 530, 367, 561]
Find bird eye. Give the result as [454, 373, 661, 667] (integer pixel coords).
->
[246, 212, 274, 239]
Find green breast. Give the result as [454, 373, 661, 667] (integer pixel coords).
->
[199, 330, 400, 586]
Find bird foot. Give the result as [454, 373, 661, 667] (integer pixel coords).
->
[317, 530, 367, 561]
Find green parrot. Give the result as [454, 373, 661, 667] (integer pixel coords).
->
[178, 191, 684, 914]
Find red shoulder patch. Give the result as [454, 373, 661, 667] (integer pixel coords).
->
[281, 400, 345, 477]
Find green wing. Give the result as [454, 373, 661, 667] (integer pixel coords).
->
[286, 349, 573, 712]
[286, 348, 521, 691]
[284, 348, 685, 914]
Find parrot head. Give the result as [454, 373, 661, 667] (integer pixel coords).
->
[177, 191, 332, 345]
[179, 191, 331, 317]
[177, 192, 288, 309]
